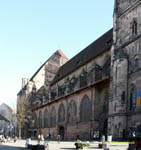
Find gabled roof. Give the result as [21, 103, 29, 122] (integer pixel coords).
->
[51, 28, 113, 85]
[30, 49, 67, 81]
[17, 49, 68, 96]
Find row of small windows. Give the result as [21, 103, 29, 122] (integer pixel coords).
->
[35, 95, 92, 128]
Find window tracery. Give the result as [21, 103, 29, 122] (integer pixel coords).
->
[80, 95, 92, 122]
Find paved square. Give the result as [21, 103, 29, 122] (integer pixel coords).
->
[0, 140, 129, 150]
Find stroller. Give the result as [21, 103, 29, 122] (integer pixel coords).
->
[0, 136, 6, 144]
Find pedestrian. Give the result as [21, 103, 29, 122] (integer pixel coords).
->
[14, 136, 18, 143]
[38, 134, 41, 144]
[8, 137, 10, 143]
[76, 135, 80, 141]
[57, 134, 60, 143]
[133, 131, 136, 137]
[40, 134, 44, 145]
[41, 134, 44, 140]
[49, 133, 51, 140]
[46, 134, 49, 140]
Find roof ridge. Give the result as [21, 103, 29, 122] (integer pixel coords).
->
[51, 28, 113, 85]
[56, 49, 68, 59]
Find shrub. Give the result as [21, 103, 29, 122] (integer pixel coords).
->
[74, 140, 90, 149]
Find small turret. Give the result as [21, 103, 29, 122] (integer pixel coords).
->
[22, 78, 28, 88]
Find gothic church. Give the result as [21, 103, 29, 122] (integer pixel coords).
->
[17, 0, 141, 140]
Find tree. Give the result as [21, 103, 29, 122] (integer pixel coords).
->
[16, 96, 29, 139]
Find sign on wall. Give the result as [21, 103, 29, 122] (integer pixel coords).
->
[137, 91, 141, 107]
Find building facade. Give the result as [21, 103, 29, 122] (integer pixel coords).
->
[109, 0, 141, 138]
[0, 103, 17, 136]
[17, 0, 141, 140]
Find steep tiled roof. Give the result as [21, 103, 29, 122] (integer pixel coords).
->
[51, 28, 113, 85]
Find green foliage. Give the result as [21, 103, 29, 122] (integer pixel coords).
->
[74, 141, 90, 149]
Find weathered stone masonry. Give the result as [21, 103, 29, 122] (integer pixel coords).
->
[17, 0, 141, 140]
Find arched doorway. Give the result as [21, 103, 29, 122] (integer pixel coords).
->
[59, 126, 65, 140]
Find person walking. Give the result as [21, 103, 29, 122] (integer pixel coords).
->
[38, 134, 41, 144]
[40, 134, 44, 145]
[57, 134, 60, 143]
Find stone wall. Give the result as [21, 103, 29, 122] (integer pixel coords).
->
[110, 0, 141, 139]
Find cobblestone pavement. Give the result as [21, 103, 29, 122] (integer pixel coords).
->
[0, 140, 129, 150]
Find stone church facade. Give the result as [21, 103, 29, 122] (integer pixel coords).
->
[17, 0, 141, 140]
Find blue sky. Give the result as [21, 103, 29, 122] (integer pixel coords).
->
[0, 0, 114, 108]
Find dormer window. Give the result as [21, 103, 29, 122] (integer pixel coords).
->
[132, 20, 138, 35]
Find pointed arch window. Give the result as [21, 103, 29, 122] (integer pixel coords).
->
[103, 92, 109, 112]
[39, 111, 43, 128]
[80, 95, 92, 122]
[130, 87, 137, 110]
[44, 109, 49, 128]
[33, 113, 37, 128]
[58, 103, 65, 123]
[132, 20, 138, 35]
[50, 107, 56, 127]
[67, 100, 77, 124]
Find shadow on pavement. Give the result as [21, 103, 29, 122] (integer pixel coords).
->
[0, 145, 25, 150]
[89, 147, 100, 149]
[60, 148, 75, 150]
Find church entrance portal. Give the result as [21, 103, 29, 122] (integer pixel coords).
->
[59, 126, 65, 140]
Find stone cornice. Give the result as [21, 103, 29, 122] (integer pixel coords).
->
[116, 34, 141, 51]
[108, 112, 127, 117]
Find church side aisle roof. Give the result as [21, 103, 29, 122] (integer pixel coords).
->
[52, 28, 113, 85]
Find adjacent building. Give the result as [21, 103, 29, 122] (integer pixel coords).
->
[0, 103, 17, 136]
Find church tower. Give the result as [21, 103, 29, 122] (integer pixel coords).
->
[109, 0, 141, 139]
